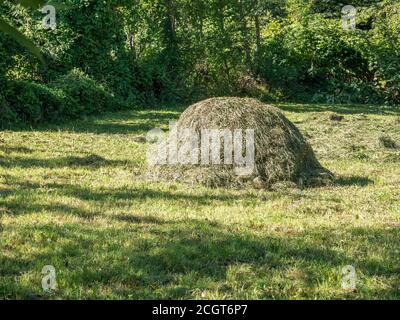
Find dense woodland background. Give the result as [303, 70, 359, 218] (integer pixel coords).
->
[0, 0, 399, 125]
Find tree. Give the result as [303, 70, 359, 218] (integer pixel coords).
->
[0, 0, 47, 63]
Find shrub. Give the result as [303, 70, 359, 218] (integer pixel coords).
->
[0, 69, 124, 126]
[256, 6, 400, 104]
[2, 80, 71, 124]
[50, 68, 123, 117]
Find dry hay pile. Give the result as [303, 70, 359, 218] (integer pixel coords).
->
[148, 97, 332, 188]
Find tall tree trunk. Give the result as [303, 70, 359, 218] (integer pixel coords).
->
[254, 13, 261, 73]
[217, 0, 230, 77]
[163, 0, 179, 81]
[238, 0, 252, 72]
[165, 0, 177, 44]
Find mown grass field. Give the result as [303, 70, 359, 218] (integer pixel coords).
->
[0, 103, 399, 299]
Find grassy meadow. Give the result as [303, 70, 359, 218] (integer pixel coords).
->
[0, 103, 399, 299]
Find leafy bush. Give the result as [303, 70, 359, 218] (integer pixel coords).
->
[50, 68, 122, 116]
[0, 0, 399, 126]
[0, 69, 123, 126]
[1, 80, 69, 125]
[256, 7, 400, 104]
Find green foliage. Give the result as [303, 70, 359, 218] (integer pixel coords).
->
[0, 0, 399, 125]
[0, 69, 123, 126]
[1, 80, 69, 124]
[51, 68, 122, 117]
[257, 1, 400, 104]
[0, 0, 47, 63]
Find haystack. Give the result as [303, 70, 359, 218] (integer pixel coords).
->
[148, 97, 332, 188]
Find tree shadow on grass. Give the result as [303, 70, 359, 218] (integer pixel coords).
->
[278, 103, 400, 115]
[59, 109, 183, 135]
[2, 108, 183, 135]
[334, 175, 374, 187]
[0, 220, 339, 299]
[0, 146, 33, 154]
[0, 154, 131, 169]
[0, 179, 259, 212]
[1, 176, 398, 299]
[0, 172, 376, 215]
[0, 150, 377, 192]
[2, 219, 399, 299]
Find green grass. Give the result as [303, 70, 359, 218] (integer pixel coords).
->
[0, 103, 399, 299]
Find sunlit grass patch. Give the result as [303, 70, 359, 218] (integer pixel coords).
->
[0, 103, 399, 299]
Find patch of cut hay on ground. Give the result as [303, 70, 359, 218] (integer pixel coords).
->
[148, 97, 333, 188]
